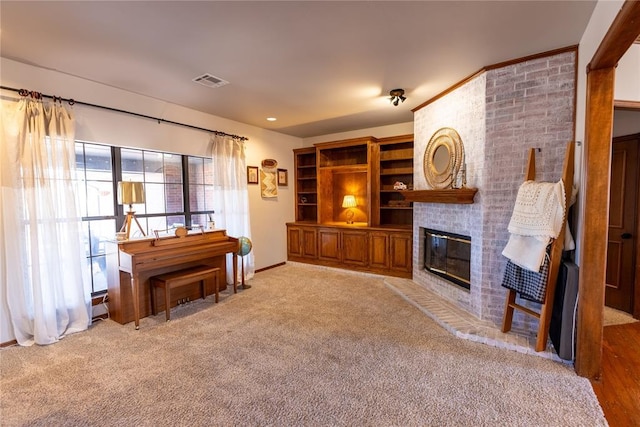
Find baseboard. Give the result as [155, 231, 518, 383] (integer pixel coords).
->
[255, 262, 286, 273]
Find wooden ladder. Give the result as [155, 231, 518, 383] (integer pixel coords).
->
[501, 141, 575, 352]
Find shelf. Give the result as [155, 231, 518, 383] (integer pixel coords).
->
[298, 203, 317, 206]
[381, 206, 412, 210]
[318, 141, 369, 167]
[297, 177, 317, 181]
[400, 188, 477, 204]
[380, 167, 413, 175]
[379, 147, 413, 161]
[318, 164, 368, 172]
[297, 164, 316, 169]
[380, 156, 412, 162]
[297, 191, 317, 194]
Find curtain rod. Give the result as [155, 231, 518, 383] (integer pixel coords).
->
[0, 85, 248, 141]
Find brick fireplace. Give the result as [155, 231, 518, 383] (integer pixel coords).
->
[411, 49, 576, 332]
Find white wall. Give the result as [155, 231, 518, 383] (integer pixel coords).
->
[612, 42, 640, 138]
[613, 109, 640, 137]
[616, 43, 640, 101]
[1, 57, 302, 343]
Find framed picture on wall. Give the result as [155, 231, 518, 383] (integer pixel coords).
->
[247, 166, 259, 184]
[277, 169, 288, 186]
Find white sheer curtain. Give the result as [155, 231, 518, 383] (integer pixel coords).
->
[210, 134, 254, 284]
[0, 94, 90, 346]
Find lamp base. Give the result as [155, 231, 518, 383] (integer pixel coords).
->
[345, 209, 354, 224]
[120, 209, 147, 239]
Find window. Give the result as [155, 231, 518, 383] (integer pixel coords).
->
[75, 143, 214, 296]
[121, 148, 185, 234]
[188, 155, 215, 227]
[75, 142, 116, 295]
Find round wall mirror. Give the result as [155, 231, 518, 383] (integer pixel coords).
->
[423, 128, 464, 189]
[432, 144, 451, 174]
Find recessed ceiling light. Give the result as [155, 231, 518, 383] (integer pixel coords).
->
[266, 117, 277, 122]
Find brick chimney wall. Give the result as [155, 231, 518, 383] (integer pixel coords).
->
[412, 50, 576, 332]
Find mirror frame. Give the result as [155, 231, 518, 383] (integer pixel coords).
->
[423, 127, 465, 189]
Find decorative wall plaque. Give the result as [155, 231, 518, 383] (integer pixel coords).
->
[423, 127, 465, 189]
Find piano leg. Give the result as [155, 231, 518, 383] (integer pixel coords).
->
[131, 274, 140, 330]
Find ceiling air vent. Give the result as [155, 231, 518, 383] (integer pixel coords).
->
[192, 73, 229, 88]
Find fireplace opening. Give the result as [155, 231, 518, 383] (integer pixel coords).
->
[424, 228, 471, 290]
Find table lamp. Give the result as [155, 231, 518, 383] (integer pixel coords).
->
[342, 195, 357, 224]
[118, 181, 146, 239]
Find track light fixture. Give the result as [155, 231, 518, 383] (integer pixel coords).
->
[389, 88, 406, 106]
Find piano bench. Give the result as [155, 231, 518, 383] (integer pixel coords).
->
[150, 266, 220, 322]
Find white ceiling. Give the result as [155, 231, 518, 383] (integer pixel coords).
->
[0, 1, 597, 138]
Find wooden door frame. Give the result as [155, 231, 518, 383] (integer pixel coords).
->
[636, 134, 640, 319]
[610, 131, 640, 316]
[627, 130, 640, 319]
[576, 0, 640, 379]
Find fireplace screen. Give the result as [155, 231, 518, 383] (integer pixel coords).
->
[424, 228, 471, 290]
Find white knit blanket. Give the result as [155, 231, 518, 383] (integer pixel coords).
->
[502, 180, 566, 272]
[508, 180, 565, 238]
[502, 234, 549, 272]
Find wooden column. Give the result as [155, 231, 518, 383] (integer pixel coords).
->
[576, 67, 615, 379]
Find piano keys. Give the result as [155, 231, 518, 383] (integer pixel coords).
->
[106, 229, 239, 328]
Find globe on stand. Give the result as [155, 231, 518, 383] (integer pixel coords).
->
[237, 236, 252, 289]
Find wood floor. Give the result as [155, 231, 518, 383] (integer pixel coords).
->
[590, 322, 640, 427]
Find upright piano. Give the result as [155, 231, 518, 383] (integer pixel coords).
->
[106, 229, 239, 328]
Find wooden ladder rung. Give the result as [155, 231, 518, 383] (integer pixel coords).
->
[507, 302, 541, 319]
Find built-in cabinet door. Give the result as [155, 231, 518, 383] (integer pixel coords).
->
[301, 227, 318, 258]
[389, 232, 412, 273]
[342, 230, 368, 266]
[318, 228, 341, 262]
[287, 226, 304, 257]
[287, 225, 318, 259]
[369, 232, 390, 269]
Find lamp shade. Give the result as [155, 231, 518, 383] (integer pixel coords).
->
[117, 181, 145, 205]
[341, 195, 357, 208]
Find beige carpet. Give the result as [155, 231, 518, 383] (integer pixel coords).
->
[604, 306, 638, 327]
[1, 264, 606, 426]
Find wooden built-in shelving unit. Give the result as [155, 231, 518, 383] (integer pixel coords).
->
[377, 135, 414, 228]
[288, 134, 414, 278]
[294, 147, 318, 222]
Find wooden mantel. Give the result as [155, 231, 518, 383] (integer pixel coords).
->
[400, 188, 478, 204]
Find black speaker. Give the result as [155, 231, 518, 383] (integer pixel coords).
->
[549, 260, 579, 360]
